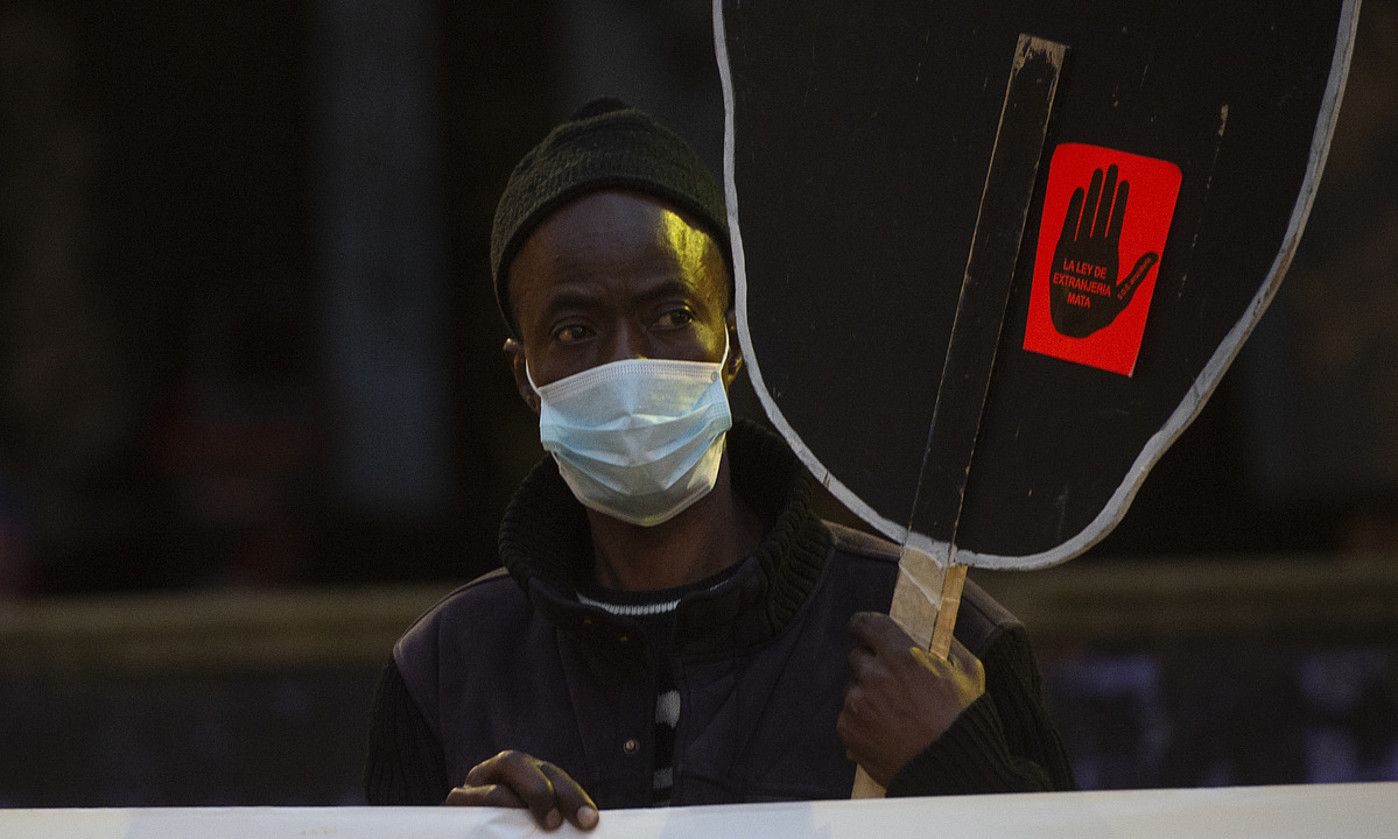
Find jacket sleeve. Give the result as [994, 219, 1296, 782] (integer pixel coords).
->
[364, 658, 453, 805]
[885, 625, 1076, 796]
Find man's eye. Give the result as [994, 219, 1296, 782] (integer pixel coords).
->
[656, 309, 695, 329]
[553, 324, 592, 344]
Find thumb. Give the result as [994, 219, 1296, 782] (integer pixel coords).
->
[1117, 252, 1159, 304]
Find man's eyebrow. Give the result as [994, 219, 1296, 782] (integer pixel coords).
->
[539, 287, 602, 319]
[634, 277, 699, 301]
[541, 277, 698, 311]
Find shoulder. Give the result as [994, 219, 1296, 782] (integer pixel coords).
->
[815, 521, 903, 605]
[825, 520, 902, 565]
[394, 567, 524, 659]
[956, 577, 1024, 658]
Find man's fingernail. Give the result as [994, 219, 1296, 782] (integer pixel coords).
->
[545, 808, 562, 829]
[578, 806, 599, 829]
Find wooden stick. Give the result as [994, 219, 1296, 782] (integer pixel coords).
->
[929, 564, 968, 660]
[850, 760, 886, 799]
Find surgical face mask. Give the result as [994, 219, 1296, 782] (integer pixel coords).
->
[527, 336, 733, 527]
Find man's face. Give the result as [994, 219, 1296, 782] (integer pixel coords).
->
[505, 190, 737, 409]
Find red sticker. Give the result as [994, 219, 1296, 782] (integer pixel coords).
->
[1022, 143, 1182, 376]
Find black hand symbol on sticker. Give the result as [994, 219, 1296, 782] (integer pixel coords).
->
[1049, 164, 1159, 338]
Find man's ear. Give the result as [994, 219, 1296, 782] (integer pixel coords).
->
[722, 310, 744, 388]
[503, 338, 541, 416]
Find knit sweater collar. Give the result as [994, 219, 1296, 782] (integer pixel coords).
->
[497, 418, 832, 636]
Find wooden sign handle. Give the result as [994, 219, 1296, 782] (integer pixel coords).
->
[850, 561, 967, 799]
[928, 564, 967, 661]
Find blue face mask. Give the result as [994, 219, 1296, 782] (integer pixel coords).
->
[527, 336, 733, 527]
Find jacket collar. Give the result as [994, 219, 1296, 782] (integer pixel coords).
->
[498, 419, 832, 643]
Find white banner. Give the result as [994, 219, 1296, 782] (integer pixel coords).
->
[2, 783, 1395, 839]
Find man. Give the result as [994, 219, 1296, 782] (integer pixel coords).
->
[365, 99, 1073, 829]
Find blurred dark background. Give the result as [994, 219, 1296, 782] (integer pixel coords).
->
[0, 0, 1394, 807]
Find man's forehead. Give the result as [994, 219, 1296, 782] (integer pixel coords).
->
[514, 192, 722, 287]
[530, 190, 714, 251]
[503, 190, 732, 340]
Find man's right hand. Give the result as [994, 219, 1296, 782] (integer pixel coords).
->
[444, 750, 599, 831]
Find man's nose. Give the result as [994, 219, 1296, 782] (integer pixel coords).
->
[607, 324, 649, 363]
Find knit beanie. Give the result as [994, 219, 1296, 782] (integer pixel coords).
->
[490, 97, 731, 337]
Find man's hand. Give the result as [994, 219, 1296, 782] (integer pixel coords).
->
[837, 612, 986, 786]
[444, 750, 599, 831]
[1048, 163, 1159, 338]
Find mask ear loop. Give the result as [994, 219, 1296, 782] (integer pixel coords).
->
[524, 361, 542, 396]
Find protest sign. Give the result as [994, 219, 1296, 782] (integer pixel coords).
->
[715, 0, 1358, 795]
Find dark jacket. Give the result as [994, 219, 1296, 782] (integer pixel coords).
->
[366, 421, 1073, 805]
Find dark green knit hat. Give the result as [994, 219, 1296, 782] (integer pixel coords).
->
[490, 98, 731, 337]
